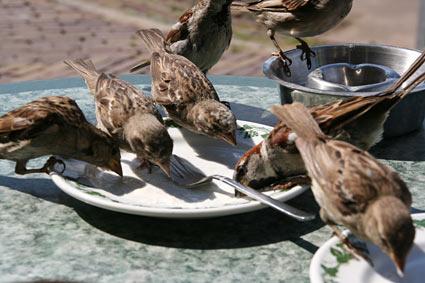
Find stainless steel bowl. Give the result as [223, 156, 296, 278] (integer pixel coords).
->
[263, 44, 425, 138]
[305, 63, 400, 92]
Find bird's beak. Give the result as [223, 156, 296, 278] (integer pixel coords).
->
[156, 159, 171, 177]
[109, 158, 123, 177]
[219, 131, 237, 147]
[389, 250, 407, 277]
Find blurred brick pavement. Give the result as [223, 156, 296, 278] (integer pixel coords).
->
[0, 0, 420, 83]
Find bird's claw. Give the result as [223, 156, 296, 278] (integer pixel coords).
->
[234, 175, 311, 198]
[44, 156, 66, 174]
[271, 175, 311, 191]
[296, 42, 316, 70]
[137, 158, 154, 173]
[282, 63, 292, 77]
[272, 51, 292, 76]
[338, 235, 373, 266]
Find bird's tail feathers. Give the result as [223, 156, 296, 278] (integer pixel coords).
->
[271, 102, 324, 139]
[395, 70, 425, 101]
[380, 49, 425, 99]
[64, 59, 100, 93]
[231, 1, 265, 12]
[136, 28, 168, 54]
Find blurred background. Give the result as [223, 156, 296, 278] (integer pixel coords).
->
[0, 0, 422, 83]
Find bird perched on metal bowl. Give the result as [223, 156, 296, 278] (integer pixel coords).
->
[131, 0, 233, 74]
[273, 101, 415, 275]
[64, 59, 173, 177]
[231, 0, 353, 75]
[234, 50, 425, 190]
[0, 96, 122, 176]
[136, 28, 237, 147]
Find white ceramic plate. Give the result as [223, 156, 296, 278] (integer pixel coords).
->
[50, 120, 309, 218]
[310, 213, 425, 283]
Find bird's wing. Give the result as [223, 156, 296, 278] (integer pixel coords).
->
[260, 95, 394, 152]
[0, 96, 86, 139]
[296, 138, 411, 215]
[310, 95, 389, 133]
[280, 0, 310, 10]
[166, 6, 193, 44]
[94, 74, 162, 134]
[150, 52, 220, 106]
[245, 0, 309, 12]
[263, 96, 382, 147]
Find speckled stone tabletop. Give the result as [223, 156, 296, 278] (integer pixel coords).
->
[0, 75, 424, 283]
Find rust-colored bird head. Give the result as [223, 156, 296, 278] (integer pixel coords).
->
[233, 119, 305, 189]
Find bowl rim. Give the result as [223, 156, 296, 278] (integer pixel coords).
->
[263, 43, 425, 97]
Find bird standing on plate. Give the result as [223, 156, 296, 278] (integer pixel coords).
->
[64, 59, 173, 176]
[273, 101, 414, 275]
[231, 0, 353, 75]
[234, 50, 425, 190]
[0, 96, 122, 176]
[136, 28, 237, 147]
[131, 0, 233, 74]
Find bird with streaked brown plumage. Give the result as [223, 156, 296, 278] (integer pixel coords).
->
[131, 0, 233, 74]
[231, 0, 353, 75]
[234, 50, 425, 191]
[65, 59, 173, 176]
[136, 28, 237, 147]
[0, 96, 122, 176]
[273, 101, 414, 275]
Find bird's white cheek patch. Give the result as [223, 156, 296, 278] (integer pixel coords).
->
[287, 132, 297, 145]
[171, 22, 182, 31]
[260, 142, 277, 176]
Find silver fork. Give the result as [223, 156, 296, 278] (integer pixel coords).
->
[170, 155, 315, 222]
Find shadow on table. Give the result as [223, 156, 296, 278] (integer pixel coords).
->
[370, 126, 425, 161]
[73, 189, 324, 252]
[3, 175, 425, 254]
[0, 174, 321, 251]
[0, 175, 74, 204]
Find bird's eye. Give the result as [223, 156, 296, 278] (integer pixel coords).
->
[111, 148, 118, 155]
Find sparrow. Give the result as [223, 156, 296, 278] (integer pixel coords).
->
[136, 28, 237, 146]
[131, 0, 233, 74]
[272, 101, 415, 275]
[0, 96, 122, 176]
[231, 0, 353, 75]
[64, 59, 173, 176]
[234, 50, 425, 190]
